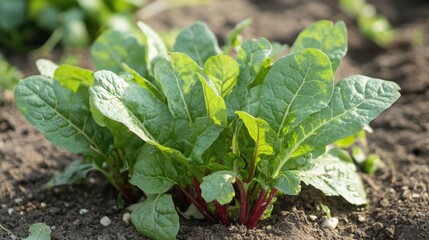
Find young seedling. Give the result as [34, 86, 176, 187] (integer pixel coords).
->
[14, 20, 400, 239]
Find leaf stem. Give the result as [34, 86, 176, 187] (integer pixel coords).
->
[178, 185, 217, 223]
[246, 188, 278, 228]
[236, 178, 248, 224]
[214, 201, 230, 225]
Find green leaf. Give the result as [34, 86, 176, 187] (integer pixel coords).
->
[236, 111, 276, 160]
[91, 29, 147, 77]
[23, 223, 51, 240]
[272, 170, 301, 195]
[54, 65, 94, 92]
[200, 171, 237, 205]
[130, 148, 178, 194]
[0, 0, 26, 30]
[35, 59, 58, 79]
[184, 117, 225, 162]
[90, 70, 173, 145]
[285, 75, 400, 159]
[301, 150, 367, 205]
[15, 76, 112, 157]
[90, 70, 188, 164]
[137, 21, 168, 72]
[226, 38, 272, 117]
[47, 160, 95, 188]
[203, 55, 239, 97]
[173, 21, 220, 66]
[260, 48, 334, 139]
[154, 53, 205, 124]
[131, 194, 179, 240]
[121, 63, 165, 101]
[223, 18, 253, 53]
[198, 74, 227, 126]
[291, 20, 347, 71]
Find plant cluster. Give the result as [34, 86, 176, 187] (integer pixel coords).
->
[14, 20, 400, 239]
[339, 0, 395, 47]
[0, 0, 208, 53]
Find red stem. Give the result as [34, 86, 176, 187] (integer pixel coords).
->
[214, 201, 230, 225]
[236, 179, 248, 224]
[178, 185, 217, 223]
[246, 188, 278, 229]
[193, 177, 209, 210]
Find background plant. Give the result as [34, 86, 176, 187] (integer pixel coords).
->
[339, 0, 395, 47]
[14, 20, 400, 239]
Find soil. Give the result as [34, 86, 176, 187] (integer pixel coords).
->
[1, 0, 429, 239]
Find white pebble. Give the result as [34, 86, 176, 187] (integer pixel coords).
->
[122, 212, 131, 224]
[266, 225, 272, 230]
[308, 215, 318, 222]
[40, 202, 47, 208]
[320, 217, 339, 230]
[1, 204, 7, 209]
[14, 198, 23, 204]
[79, 209, 89, 215]
[7, 208, 14, 215]
[358, 215, 366, 222]
[100, 216, 112, 226]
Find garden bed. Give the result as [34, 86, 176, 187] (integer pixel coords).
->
[1, 0, 429, 239]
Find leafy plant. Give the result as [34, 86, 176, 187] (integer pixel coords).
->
[0, 54, 23, 100]
[14, 20, 400, 239]
[339, 0, 395, 47]
[0, 0, 209, 53]
[23, 223, 51, 240]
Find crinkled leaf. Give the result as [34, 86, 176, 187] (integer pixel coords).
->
[15, 76, 112, 157]
[23, 223, 51, 240]
[203, 55, 239, 98]
[200, 171, 237, 205]
[91, 29, 147, 77]
[173, 21, 220, 66]
[35, 59, 58, 79]
[272, 170, 301, 195]
[90, 70, 188, 164]
[184, 117, 225, 162]
[130, 148, 178, 194]
[301, 149, 367, 205]
[154, 53, 205, 124]
[131, 194, 179, 240]
[90, 70, 173, 145]
[198, 74, 227, 126]
[121, 63, 165, 101]
[47, 160, 95, 188]
[236, 111, 276, 162]
[226, 38, 272, 117]
[291, 20, 347, 71]
[137, 21, 167, 72]
[260, 48, 333, 139]
[285, 75, 401, 158]
[54, 65, 93, 92]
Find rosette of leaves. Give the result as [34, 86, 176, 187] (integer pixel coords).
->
[14, 20, 400, 239]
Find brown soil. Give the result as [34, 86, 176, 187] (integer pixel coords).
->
[1, 0, 429, 239]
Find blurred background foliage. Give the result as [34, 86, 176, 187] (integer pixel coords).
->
[0, 0, 209, 54]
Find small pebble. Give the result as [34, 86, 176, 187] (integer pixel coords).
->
[64, 202, 71, 208]
[7, 208, 14, 215]
[100, 216, 112, 226]
[10, 234, 18, 240]
[358, 215, 366, 222]
[40, 202, 46, 208]
[308, 215, 318, 222]
[14, 198, 23, 204]
[372, 222, 384, 231]
[380, 199, 389, 208]
[122, 212, 131, 224]
[1, 204, 7, 209]
[320, 217, 338, 230]
[79, 209, 89, 215]
[266, 225, 272, 230]
[411, 193, 420, 199]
